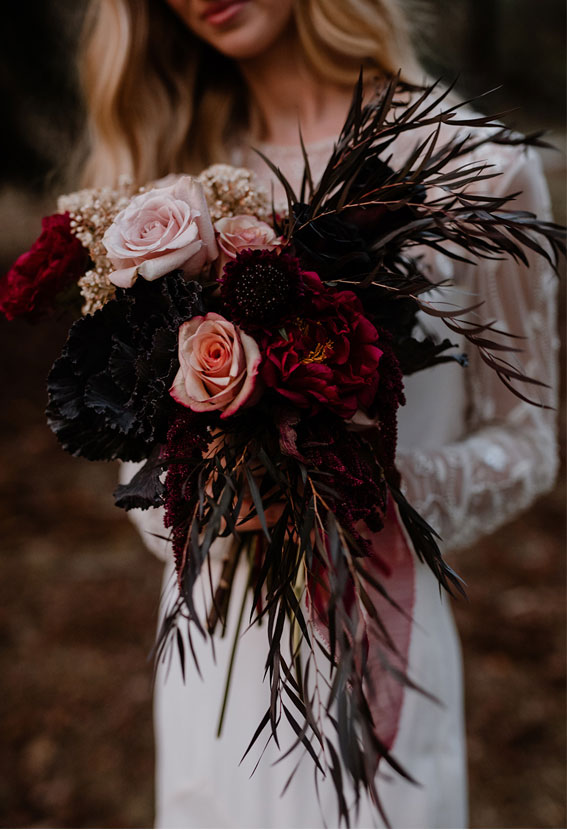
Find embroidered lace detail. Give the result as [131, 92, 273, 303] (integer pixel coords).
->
[394, 143, 559, 549]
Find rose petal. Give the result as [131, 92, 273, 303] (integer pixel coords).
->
[170, 369, 195, 407]
[175, 178, 218, 261]
[137, 241, 204, 280]
[171, 311, 260, 417]
[221, 330, 261, 417]
[108, 265, 140, 288]
[103, 176, 218, 286]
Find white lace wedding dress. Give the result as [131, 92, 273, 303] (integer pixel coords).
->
[122, 126, 558, 828]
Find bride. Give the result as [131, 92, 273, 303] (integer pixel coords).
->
[78, 0, 558, 827]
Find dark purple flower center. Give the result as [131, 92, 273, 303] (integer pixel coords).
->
[230, 261, 291, 320]
[219, 249, 303, 328]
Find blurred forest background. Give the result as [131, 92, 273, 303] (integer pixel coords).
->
[0, 1, 565, 827]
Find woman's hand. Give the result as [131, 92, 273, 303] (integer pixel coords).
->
[204, 431, 286, 532]
[236, 496, 286, 532]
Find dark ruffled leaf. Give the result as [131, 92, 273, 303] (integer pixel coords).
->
[47, 405, 145, 461]
[46, 272, 204, 462]
[108, 338, 138, 394]
[84, 373, 137, 430]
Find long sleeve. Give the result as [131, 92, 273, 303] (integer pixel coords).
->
[396, 145, 559, 550]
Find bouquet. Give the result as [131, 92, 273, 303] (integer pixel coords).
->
[2, 78, 564, 825]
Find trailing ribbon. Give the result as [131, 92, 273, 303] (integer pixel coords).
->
[307, 494, 416, 764]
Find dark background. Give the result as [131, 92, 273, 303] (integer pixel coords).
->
[0, 1, 565, 827]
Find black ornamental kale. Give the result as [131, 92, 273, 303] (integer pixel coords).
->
[46, 272, 204, 462]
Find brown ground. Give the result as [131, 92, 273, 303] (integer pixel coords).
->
[0, 161, 564, 830]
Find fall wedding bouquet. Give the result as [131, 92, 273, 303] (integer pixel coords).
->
[2, 79, 564, 824]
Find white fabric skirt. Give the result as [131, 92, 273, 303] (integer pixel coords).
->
[153, 551, 468, 829]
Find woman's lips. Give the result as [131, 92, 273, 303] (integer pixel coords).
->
[201, 0, 250, 26]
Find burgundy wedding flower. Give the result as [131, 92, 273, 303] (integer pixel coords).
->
[0, 212, 88, 321]
[260, 273, 383, 419]
[219, 249, 304, 330]
[170, 312, 261, 418]
[162, 409, 210, 570]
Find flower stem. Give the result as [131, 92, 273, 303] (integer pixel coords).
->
[216, 539, 255, 738]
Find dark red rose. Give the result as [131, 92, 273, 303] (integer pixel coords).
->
[260, 273, 383, 419]
[0, 212, 88, 321]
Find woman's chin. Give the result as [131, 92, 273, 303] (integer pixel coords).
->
[200, 20, 288, 60]
[169, 0, 295, 62]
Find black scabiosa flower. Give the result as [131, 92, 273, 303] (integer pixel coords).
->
[218, 249, 304, 330]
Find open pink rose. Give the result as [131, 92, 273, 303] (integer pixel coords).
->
[170, 312, 261, 418]
[103, 176, 218, 288]
[214, 215, 281, 273]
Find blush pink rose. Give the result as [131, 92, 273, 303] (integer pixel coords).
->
[214, 214, 281, 272]
[170, 312, 261, 418]
[103, 176, 218, 288]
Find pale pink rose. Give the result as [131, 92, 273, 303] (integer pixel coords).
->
[214, 215, 281, 272]
[103, 176, 218, 288]
[170, 312, 261, 418]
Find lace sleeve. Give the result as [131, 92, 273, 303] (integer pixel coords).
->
[396, 146, 560, 550]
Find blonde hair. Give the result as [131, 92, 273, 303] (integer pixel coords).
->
[80, 0, 422, 187]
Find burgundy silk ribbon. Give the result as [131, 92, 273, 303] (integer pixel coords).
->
[358, 496, 416, 753]
[308, 494, 416, 758]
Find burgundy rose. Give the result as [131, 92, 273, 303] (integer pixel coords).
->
[0, 213, 88, 321]
[260, 273, 383, 419]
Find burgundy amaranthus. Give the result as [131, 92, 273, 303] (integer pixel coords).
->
[369, 331, 406, 486]
[299, 416, 390, 561]
[162, 410, 210, 569]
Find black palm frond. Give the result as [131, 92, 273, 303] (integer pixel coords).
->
[255, 73, 565, 406]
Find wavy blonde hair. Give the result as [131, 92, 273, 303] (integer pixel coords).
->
[80, 0, 422, 187]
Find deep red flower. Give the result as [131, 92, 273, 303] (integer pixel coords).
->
[162, 409, 210, 571]
[219, 248, 304, 330]
[0, 212, 88, 321]
[260, 273, 383, 419]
